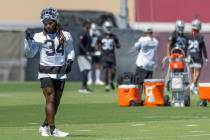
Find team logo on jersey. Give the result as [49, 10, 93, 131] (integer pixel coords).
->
[175, 37, 186, 49]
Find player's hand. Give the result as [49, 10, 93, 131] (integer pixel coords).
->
[65, 59, 73, 74]
[25, 28, 34, 41]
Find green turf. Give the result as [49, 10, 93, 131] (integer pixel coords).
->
[0, 82, 210, 140]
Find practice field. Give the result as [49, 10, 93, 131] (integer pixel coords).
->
[0, 82, 210, 140]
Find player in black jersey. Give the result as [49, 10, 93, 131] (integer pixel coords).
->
[167, 20, 187, 56]
[77, 20, 93, 93]
[97, 21, 120, 92]
[187, 19, 208, 96]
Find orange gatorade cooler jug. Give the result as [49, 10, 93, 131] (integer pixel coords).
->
[198, 83, 210, 101]
[143, 79, 164, 106]
[118, 84, 141, 106]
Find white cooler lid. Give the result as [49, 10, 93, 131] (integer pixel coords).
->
[118, 85, 138, 88]
[144, 79, 165, 82]
[199, 83, 210, 87]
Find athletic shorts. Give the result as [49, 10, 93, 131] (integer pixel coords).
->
[101, 55, 116, 69]
[189, 56, 203, 68]
[92, 56, 101, 64]
[77, 56, 91, 72]
[135, 67, 153, 85]
[40, 77, 65, 91]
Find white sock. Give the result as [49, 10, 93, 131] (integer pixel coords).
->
[88, 71, 92, 82]
[95, 69, 100, 81]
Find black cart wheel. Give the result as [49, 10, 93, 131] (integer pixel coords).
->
[164, 95, 171, 106]
[130, 100, 137, 106]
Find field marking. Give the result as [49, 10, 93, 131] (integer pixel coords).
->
[186, 124, 198, 127]
[144, 116, 160, 119]
[97, 134, 210, 140]
[75, 129, 92, 132]
[190, 130, 206, 133]
[22, 129, 34, 131]
[0, 94, 11, 97]
[26, 122, 39, 125]
[131, 123, 145, 126]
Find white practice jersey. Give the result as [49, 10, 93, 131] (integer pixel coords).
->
[134, 36, 159, 71]
[24, 30, 75, 79]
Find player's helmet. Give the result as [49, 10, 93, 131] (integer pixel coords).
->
[175, 20, 185, 34]
[103, 21, 113, 34]
[40, 8, 59, 23]
[191, 19, 202, 31]
[91, 23, 97, 33]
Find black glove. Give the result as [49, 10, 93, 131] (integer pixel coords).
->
[25, 28, 34, 40]
[65, 59, 73, 74]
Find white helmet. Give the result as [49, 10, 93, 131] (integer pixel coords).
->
[103, 21, 113, 33]
[40, 8, 59, 23]
[192, 19, 202, 31]
[90, 23, 99, 36]
[175, 20, 185, 34]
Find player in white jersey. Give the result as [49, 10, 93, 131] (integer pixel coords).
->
[24, 8, 75, 137]
[133, 27, 159, 90]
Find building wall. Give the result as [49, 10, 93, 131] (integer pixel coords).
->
[0, 0, 135, 22]
[135, 0, 210, 22]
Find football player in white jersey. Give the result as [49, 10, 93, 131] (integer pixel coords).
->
[133, 27, 159, 90]
[24, 8, 75, 137]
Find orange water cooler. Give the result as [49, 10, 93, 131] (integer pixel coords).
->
[143, 79, 165, 106]
[118, 85, 141, 106]
[198, 83, 210, 102]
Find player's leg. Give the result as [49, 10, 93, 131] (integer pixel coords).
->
[104, 68, 110, 91]
[43, 87, 56, 132]
[54, 79, 65, 115]
[135, 67, 148, 96]
[110, 66, 116, 90]
[39, 77, 56, 136]
[190, 65, 201, 94]
[94, 56, 104, 85]
[193, 67, 201, 85]
[103, 62, 110, 91]
[78, 56, 92, 93]
[87, 70, 93, 85]
[87, 56, 93, 85]
[50, 79, 69, 137]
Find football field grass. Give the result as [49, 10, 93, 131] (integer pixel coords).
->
[0, 82, 210, 140]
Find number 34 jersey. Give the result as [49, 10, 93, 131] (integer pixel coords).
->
[24, 30, 75, 79]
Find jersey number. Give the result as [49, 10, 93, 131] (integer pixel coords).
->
[188, 40, 199, 53]
[45, 40, 64, 56]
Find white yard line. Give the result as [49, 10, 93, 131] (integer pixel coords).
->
[131, 123, 145, 126]
[0, 94, 11, 97]
[186, 124, 198, 127]
[190, 130, 206, 133]
[143, 116, 161, 119]
[75, 129, 92, 132]
[97, 134, 210, 140]
[22, 129, 34, 131]
[26, 122, 39, 125]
